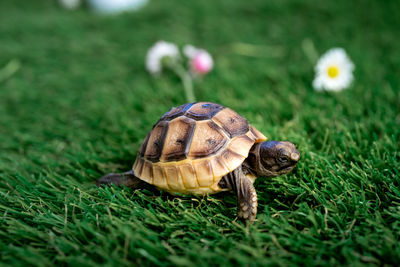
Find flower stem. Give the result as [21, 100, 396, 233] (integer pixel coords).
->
[0, 59, 20, 83]
[301, 38, 319, 65]
[171, 64, 195, 103]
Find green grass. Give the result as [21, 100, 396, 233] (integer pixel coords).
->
[1, 0, 399, 266]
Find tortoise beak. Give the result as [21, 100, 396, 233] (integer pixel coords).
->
[290, 152, 300, 162]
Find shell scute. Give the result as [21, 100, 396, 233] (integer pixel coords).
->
[138, 132, 150, 156]
[164, 166, 184, 191]
[152, 165, 168, 189]
[220, 149, 245, 171]
[193, 160, 213, 187]
[179, 163, 199, 189]
[209, 156, 229, 179]
[161, 116, 195, 162]
[144, 121, 168, 162]
[185, 102, 225, 120]
[141, 161, 153, 184]
[160, 102, 194, 121]
[212, 108, 249, 138]
[249, 125, 267, 142]
[227, 135, 254, 158]
[187, 120, 227, 158]
[134, 157, 144, 177]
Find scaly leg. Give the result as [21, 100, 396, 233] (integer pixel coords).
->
[96, 170, 145, 188]
[218, 167, 258, 222]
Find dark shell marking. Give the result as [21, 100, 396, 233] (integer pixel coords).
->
[138, 132, 151, 156]
[185, 102, 225, 120]
[212, 108, 249, 138]
[141, 102, 250, 163]
[159, 102, 195, 122]
[161, 117, 196, 161]
[144, 121, 169, 162]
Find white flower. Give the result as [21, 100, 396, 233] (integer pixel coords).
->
[87, 0, 148, 14]
[183, 45, 213, 75]
[313, 48, 355, 91]
[59, 0, 81, 9]
[146, 41, 179, 75]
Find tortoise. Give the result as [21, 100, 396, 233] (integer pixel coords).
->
[97, 102, 300, 221]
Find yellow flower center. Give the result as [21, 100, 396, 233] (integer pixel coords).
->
[327, 65, 339, 78]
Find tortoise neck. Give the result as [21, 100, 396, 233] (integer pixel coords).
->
[242, 143, 261, 176]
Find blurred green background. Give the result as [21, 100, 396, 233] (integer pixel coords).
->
[0, 0, 399, 266]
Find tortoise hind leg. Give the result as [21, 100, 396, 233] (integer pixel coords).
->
[96, 170, 145, 188]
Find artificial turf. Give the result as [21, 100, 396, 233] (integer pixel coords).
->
[0, 0, 399, 266]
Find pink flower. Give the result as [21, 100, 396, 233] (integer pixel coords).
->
[183, 45, 213, 75]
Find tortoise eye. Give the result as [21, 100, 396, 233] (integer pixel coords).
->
[278, 156, 288, 163]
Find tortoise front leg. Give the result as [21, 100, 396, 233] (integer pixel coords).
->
[219, 167, 258, 222]
[236, 174, 257, 222]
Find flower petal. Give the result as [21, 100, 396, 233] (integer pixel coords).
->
[313, 48, 355, 91]
[146, 41, 179, 75]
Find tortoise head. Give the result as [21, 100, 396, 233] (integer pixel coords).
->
[247, 141, 300, 177]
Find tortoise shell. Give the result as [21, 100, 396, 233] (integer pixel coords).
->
[133, 102, 266, 194]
